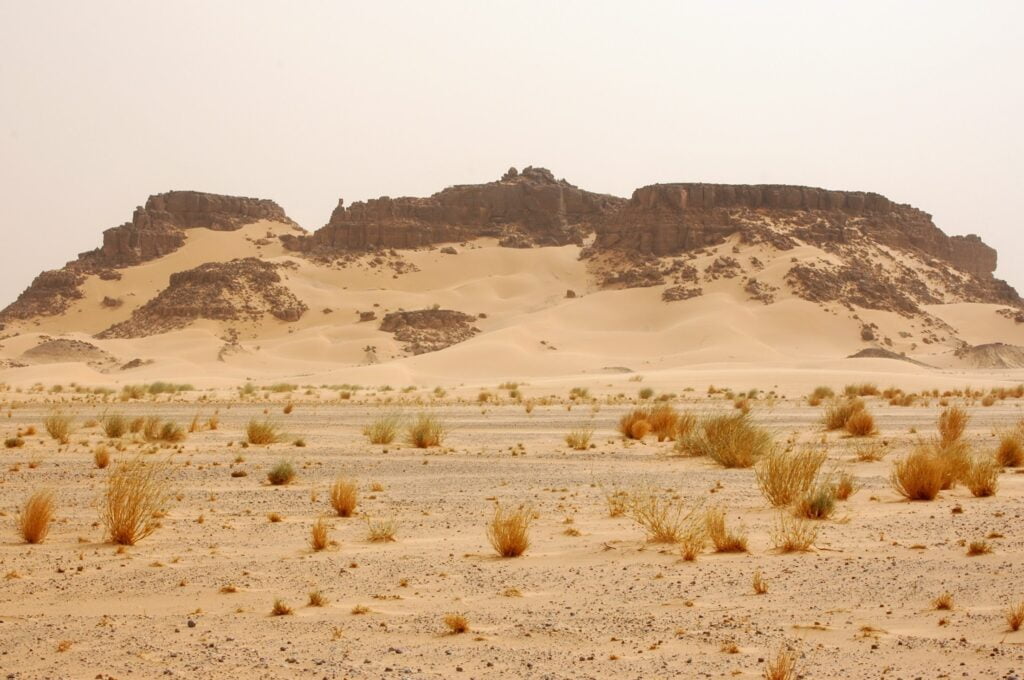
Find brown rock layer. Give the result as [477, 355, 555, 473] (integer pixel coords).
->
[594, 183, 998, 277]
[379, 309, 480, 355]
[282, 167, 623, 253]
[97, 258, 307, 339]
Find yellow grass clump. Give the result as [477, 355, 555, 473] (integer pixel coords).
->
[407, 414, 445, 448]
[704, 507, 748, 552]
[793, 483, 837, 520]
[271, 599, 293, 616]
[677, 412, 773, 468]
[647, 404, 679, 442]
[102, 414, 127, 438]
[364, 415, 399, 444]
[771, 515, 818, 553]
[310, 517, 330, 551]
[822, 398, 864, 430]
[963, 457, 999, 497]
[844, 408, 876, 437]
[755, 447, 827, 507]
[44, 414, 73, 444]
[444, 612, 470, 634]
[996, 431, 1024, 467]
[628, 487, 703, 544]
[101, 457, 172, 545]
[1007, 601, 1024, 632]
[932, 592, 953, 610]
[618, 408, 651, 440]
[890, 448, 945, 501]
[329, 477, 358, 517]
[247, 419, 281, 445]
[752, 570, 768, 595]
[565, 424, 594, 450]
[486, 504, 532, 557]
[93, 445, 111, 469]
[366, 517, 398, 542]
[763, 646, 796, 680]
[605, 488, 630, 517]
[267, 461, 296, 486]
[937, 406, 969, 447]
[833, 470, 859, 500]
[17, 490, 55, 544]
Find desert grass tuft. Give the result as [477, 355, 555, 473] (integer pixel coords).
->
[932, 592, 954, 610]
[486, 504, 532, 557]
[618, 408, 651, 440]
[966, 540, 991, 556]
[755, 447, 827, 507]
[833, 470, 859, 500]
[101, 456, 172, 545]
[704, 507, 748, 552]
[271, 599, 293, 616]
[793, 483, 837, 520]
[407, 414, 445, 448]
[247, 419, 281, 445]
[366, 516, 398, 542]
[1007, 601, 1024, 631]
[679, 523, 706, 561]
[329, 477, 358, 517]
[364, 414, 400, 444]
[627, 487, 702, 544]
[822, 398, 864, 431]
[963, 457, 999, 497]
[996, 431, 1024, 467]
[307, 590, 327, 607]
[267, 461, 296, 486]
[752, 570, 768, 595]
[444, 612, 470, 634]
[93, 445, 111, 469]
[310, 517, 330, 551]
[937, 406, 969, 447]
[647, 404, 679, 441]
[604, 488, 630, 518]
[676, 412, 773, 468]
[565, 424, 594, 450]
[17, 490, 55, 544]
[890, 447, 944, 501]
[102, 414, 127, 439]
[771, 515, 818, 553]
[44, 414, 73, 444]
[843, 408, 876, 437]
[763, 646, 796, 680]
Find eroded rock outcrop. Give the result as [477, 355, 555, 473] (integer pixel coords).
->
[379, 309, 480, 355]
[0, 270, 85, 320]
[281, 167, 623, 254]
[97, 258, 307, 338]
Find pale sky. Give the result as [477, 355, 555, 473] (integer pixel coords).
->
[1, 1, 1022, 307]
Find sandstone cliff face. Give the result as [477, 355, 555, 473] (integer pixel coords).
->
[96, 258, 307, 339]
[0, 191, 292, 323]
[594, 183, 998, 277]
[281, 167, 623, 253]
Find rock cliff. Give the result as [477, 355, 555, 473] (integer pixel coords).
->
[281, 166, 623, 253]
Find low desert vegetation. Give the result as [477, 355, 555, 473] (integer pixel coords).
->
[487, 504, 532, 557]
[755, 447, 827, 507]
[937, 406, 969, 447]
[832, 470, 859, 500]
[93, 445, 111, 469]
[996, 430, 1024, 467]
[247, 419, 281, 445]
[407, 414, 445, 448]
[310, 517, 330, 551]
[17, 490, 55, 544]
[704, 507, 748, 552]
[366, 516, 398, 542]
[102, 414, 127, 438]
[771, 514, 818, 553]
[307, 590, 327, 607]
[44, 413, 73, 444]
[647, 404, 679, 441]
[604, 488, 630, 518]
[854, 441, 887, 462]
[963, 457, 999, 497]
[267, 461, 296, 486]
[967, 540, 991, 556]
[752, 570, 768, 595]
[676, 412, 774, 468]
[763, 646, 797, 680]
[329, 477, 358, 517]
[793, 482, 837, 520]
[618, 408, 652, 440]
[101, 456, 173, 545]
[890, 447, 945, 501]
[364, 414, 400, 444]
[807, 385, 834, 406]
[443, 613, 470, 634]
[845, 382, 879, 397]
[271, 599, 293, 616]
[932, 591, 954, 610]
[627, 486, 703, 544]
[822, 398, 864, 431]
[1007, 601, 1024, 632]
[843, 408, 876, 437]
[565, 424, 594, 450]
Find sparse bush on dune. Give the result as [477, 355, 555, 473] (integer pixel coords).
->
[407, 414, 445, 448]
[267, 461, 296, 486]
[444, 613, 470, 634]
[158, 421, 185, 443]
[833, 470, 859, 500]
[102, 414, 127, 439]
[618, 408, 651, 440]
[364, 415, 400, 444]
[996, 431, 1024, 467]
[844, 408, 876, 437]
[807, 386, 834, 406]
[822, 398, 864, 431]
[793, 482, 837, 520]
[366, 516, 398, 542]
[102, 456, 173, 545]
[93, 445, 111, 469]
[771, 514, 818, 553]
[676, 412, 773, 468]
[604, 488, 630, 518]
[1007, 601, 1024, 632]
[247, 419, 281, 445]
[933, 439, 972, 490]
[755, 447, 827, 507]
[329, 477, 358, 517]
[647, 404, 679, 442]
[565, 424, 594, 450]
[18, 490, 55, 544]
[890, 447, 945, 500]
[310, 517, 330, 551]
[487, 504, 532, 557]
[963, 457, 999, 497]
[937, 406, 969, 447]
[763, 646, 797, 680]
[128, 417, 145, 434]
[844, 383, 879, 397]
[44, 414, 73, 444]
[704, 507, 747, 552]
[627, 486, 703, 544]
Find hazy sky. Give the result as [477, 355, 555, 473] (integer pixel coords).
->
[1, 1, 1022, 306]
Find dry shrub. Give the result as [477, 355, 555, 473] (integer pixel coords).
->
[102, 456, 172, 545]
[933, 440, 972, 490]
[833, 471, 859, 500]
[845, 383, 879, 397]
[158, 421, 185, 443]
[981, 394, 996, 407]
[679, 524, 706, 561]
[329, 477, 358, 517]
[128, 417, 145, 434]
[142, 416, 162, 441]
[188, 414, 201, 433]
[937, 406, 969, 446]
[407, 414, 445, 448]
[628, 487, 702, 543]
[44, 414, 73, 444]
[963, 457, 999, 497]
[967, 540, 991, 556]
[207, 414, 219, 431]
[283, 402, 294, 415]
[808, 386, 834, 406]
[307, 590, 327, 607]
[675, 411, 697, 439]
[755, 447, 827, 507]
[247, 419, 281, 445]
[763, 646, 796, 680]
[771, 515, 818, 552]
[93, 445, 111, 469]
[647, 404, 679, 441]
[487, 504, 532, 557]
[793, 483, 836, 520]
[844, 408, 875, 437]
[677, 412, 774, 468]
[271, 599, 293, 616]
[605, 488, 630, 517]
[267, 461, 295, 486]
[1007, 601, 1024, 631]
[366, 517, 397, 542]
[103, 414, 127, 438]
[932, 592, 953, 610]
[310, 517, 330, 551]
[565, 424, 594, 450]
[704, 507, 747, 552]
[4, 437, 24, 448]
[752, 570, 768, 595]
[996, 431, 1024, 467]
[854, 441, 887, 462]
[363, 415, 399, 444]
[618, 408, 651, 440]
[890, 448, 944, 501]
[444, 613, 469, 634]
[17, 490, 55, 544]
[822, 398, 864, 431]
